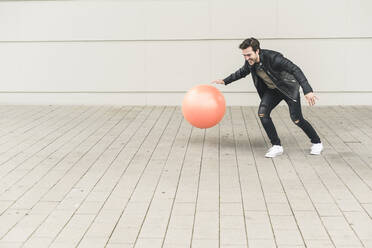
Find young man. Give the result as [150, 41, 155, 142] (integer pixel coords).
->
[212, 38, 323, 157]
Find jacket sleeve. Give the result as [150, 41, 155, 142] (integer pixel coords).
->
[223, 62, 251, 85]
[273, 54, 313, 94]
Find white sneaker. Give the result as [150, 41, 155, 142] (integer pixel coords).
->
[310, 142, 323, 155]
[265, 145, 284, 158]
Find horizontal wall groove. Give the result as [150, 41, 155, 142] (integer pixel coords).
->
[0, 37, 372, 43]
[1, 91, 372, 94]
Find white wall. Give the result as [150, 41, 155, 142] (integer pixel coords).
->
[0, 0, 371, 105]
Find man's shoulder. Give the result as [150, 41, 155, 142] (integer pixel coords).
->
[261, 49, 284, 64]
[261, 49, 283, 57]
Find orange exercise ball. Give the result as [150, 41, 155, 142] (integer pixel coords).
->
[182, 84, 226, 129]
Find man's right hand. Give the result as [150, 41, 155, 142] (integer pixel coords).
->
[211, 79, 225, 85]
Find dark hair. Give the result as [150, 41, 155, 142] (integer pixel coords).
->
[239, 37, 260, 51]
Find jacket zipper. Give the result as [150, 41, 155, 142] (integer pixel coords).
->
[265, 70, 297, 102]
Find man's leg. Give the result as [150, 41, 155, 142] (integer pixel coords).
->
[284, 94, 321, 144]
[258, 89, 283, 146]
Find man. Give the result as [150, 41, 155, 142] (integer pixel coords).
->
[212, 38, 323, 157]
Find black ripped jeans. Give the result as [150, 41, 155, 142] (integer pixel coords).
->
[258, 88, 321, 146]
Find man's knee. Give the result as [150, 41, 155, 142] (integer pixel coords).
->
[258, 110, 268, 120]
[258, 112, 271, 125]
[258, 104, 268, 118]
[291, 116, 303, 126]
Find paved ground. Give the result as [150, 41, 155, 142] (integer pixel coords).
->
[0, 105, 371, 248]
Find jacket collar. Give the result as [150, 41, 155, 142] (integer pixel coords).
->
[258, 49, 265, 65]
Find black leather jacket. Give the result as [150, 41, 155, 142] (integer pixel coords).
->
[223, 49, 313, 102]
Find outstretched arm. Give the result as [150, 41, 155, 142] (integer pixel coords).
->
[211, 62, 251, 85]
[223, 63, 251, 85]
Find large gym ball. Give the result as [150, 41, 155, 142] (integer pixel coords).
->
[182, 84, 226, 129]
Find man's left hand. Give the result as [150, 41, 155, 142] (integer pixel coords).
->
[304, 92, 318, 106]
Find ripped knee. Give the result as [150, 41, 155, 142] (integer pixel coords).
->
[259, 112, 272, 125]
[258, 104, 268, 119]
[292, 118, 303, 126]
